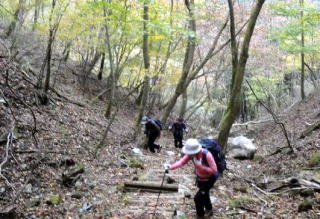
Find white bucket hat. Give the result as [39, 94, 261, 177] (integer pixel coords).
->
[141, 116, 149, 124]
[182, 139, 202, 155]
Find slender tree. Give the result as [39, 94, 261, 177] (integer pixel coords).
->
[300, 0, 305, 100]
[160, 5, 229, 124]
[134, 0, 150, 138]
[37, 0, 68, 104]
[217, 0, 266, 148]
[161, 0, 196, 123]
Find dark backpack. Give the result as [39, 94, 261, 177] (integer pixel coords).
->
[150, 117, 162, 130]
[198, 138, 227, 175]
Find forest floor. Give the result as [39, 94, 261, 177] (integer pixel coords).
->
[0, 33, 320, 218]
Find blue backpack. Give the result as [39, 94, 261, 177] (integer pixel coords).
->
[198, 138, 227, 175]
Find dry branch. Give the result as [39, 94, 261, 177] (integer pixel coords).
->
[246, 79, 293, 153]
[50, 86, 87, 107]
[299, 120, 320, 139]
[13, 150, 72, 154]
[233, 119, 273, 127]
[0, 131, 15, 191]
[269, 177, 320, 192]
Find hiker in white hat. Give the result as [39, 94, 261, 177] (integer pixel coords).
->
[164, 138, 218, 218]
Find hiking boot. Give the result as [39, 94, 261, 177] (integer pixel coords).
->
[205, 209, 214, 216]
[196, 215, 205, 219]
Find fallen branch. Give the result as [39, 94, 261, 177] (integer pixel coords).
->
[233, 119, 273, 127]
[90, 88, 110, 103]
[269, 177, 320, 192]
[50, 86, 87, 107]
[266, 145, 290, 157]
[124, 181, 178, 192]
[0, 131, 16, 191]
[14, 150, 72, 154]
[299, 120, 320, 139]
[239, 206, 257, 214]
[246, 80, 293, 153]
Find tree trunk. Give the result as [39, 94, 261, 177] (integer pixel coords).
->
[104, 2, 115, 119]
[160, 6, 229, 124]
[39, 0, 57, 104]
[82, 51, 101, 89]
[134, 0, 150, 138]
[161, 0, 196, 124]
[42, 29, 54, 104]
[98, 52, 105, 80]
[32, 0, 41, 31]
[300, 0, 306, 100]
[6, 0, 25, 37]
[179, 90, 188, 119]
[217, 0, 265, 149]
[62, 41, 72, 62]
[228, 0, 238, 90]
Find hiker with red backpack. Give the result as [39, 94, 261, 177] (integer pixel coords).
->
[168, 118, 188, 148]
[164, 138, 221, 218]
[141, 116, 162, 153]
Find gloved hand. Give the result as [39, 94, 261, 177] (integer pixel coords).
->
[164, 164, 171, 173]
[193, 157, 202, 165]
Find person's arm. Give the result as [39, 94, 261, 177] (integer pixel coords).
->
[183, 123, 188, 132]
[170, 155, 191, 170]
[194, 152, 217, 175]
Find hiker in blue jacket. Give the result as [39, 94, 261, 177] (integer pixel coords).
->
[141, 116, 162, 153]
[169, 118, 188, 148]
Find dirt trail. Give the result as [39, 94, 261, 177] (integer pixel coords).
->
[119, 150, 197, 218]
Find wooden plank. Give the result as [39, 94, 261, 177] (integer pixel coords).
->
[124, 181, 178, 192]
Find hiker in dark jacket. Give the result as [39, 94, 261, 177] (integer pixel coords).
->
[164, 139, 218, 218]
[142, 116, 162, 153]
[169, 118, 188, 148]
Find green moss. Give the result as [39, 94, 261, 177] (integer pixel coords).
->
[229, 195, 258, 208]
[308, 152, 320, 167]
[233, 185, 248, 193]
[138, 172, 148, 181]
[129, 157, 143, 168]
[314, 171, 320, 180]
[120, 194, 130, 204]
[49, 194, 61, 205]
[116, 184, 124, 191]
[253, 154, 264, 162]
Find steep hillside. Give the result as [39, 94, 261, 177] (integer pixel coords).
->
[1, 33, 320, 218]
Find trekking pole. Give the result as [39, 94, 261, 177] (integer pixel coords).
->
[152, 171, 166, 218]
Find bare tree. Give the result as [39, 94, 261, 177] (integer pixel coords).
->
[160, 4, 229, 124]
[37, 0, 68, 104]
[300, 0, 306, 100]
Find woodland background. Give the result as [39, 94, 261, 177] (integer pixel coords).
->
[0, 0, 320, 218]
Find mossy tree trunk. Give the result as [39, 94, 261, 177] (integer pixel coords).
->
[134, 0, 151, 138]
[103, 2, 115, 119]
[179, 90, 188, 120]
[6, 0, 25, 37]
[217, 0, 266, 149]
